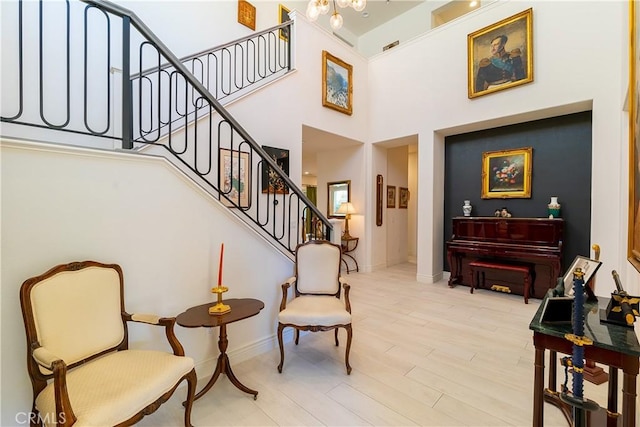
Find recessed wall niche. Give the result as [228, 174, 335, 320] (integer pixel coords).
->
[443, 111, 593, 274]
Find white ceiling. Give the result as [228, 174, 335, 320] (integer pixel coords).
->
[291, 0, 426, 37]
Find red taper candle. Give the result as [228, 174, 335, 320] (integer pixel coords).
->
[217, 243, 224, 287]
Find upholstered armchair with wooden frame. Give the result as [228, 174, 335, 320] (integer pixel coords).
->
[277, 240, 353, 374]
[19, 260, 197, 427]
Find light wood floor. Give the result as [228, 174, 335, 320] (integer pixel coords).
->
[139, 263, 635, 426]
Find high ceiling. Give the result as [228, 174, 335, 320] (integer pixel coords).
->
[287, 0, 425, 37]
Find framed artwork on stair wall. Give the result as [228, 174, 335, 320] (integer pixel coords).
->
[238, 0, 256, 31]
[219, 148, 251, 208]
[261, 145, 290, 194]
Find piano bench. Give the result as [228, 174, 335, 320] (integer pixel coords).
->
[468, 260, 533, 304]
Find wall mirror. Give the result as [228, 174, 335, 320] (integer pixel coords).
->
[327, 180, 351, 218]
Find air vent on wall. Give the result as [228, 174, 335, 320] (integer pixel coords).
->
[383, 40, 399, 51]
[332, 32, 354, 47]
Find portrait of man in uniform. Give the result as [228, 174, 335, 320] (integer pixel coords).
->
[468, 8, 533, 98]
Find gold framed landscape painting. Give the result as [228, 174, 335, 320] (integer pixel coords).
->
[481, 147, 532, 199]
[468, 8, 533, 98]
[322, 50, 353, 115]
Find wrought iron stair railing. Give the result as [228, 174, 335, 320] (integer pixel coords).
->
[1, 0, 332, 255]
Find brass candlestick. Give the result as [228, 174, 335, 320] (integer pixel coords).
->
[209, 285, 231, 315]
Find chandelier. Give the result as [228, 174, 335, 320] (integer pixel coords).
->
[306, 0, 367, 31]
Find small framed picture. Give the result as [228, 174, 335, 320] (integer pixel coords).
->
[562, 255, 602, 296]
[387, 186, 396, 208]
[399, 187, 409, 209]
[237, 0, 256, 30]
[261, 145, 289, 194]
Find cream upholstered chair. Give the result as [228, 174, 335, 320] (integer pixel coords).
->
[277, 240, 352, 374]
[19, 261, 197, 427]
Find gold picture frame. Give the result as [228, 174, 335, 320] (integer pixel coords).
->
[219, 148, 251, 208]
[279, 4, 290, 42]
[322, 50, 353, 115]
[481, 147, 532, 199]
[238, 0, 256, 31]
[467, 8, 533, 99]
[629, 0, 640, 270]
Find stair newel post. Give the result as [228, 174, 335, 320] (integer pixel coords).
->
[121, 15, 133, 150]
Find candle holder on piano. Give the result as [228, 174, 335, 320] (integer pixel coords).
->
[209, 285, 231, 315]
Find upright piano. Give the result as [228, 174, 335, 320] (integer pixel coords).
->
[446, 217, 563, 299]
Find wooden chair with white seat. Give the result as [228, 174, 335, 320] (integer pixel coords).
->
[19, 260, 197, 427]
[277, 240, 353, 374]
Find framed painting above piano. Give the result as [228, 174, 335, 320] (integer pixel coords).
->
[446, 216, 563, 300]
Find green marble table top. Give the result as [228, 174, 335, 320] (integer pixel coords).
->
[529, 292, 640, 357]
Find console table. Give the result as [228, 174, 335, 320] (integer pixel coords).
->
[177, 298, 264, 401]
[529, 293, 640, 427]
[341, 236, 359, 273]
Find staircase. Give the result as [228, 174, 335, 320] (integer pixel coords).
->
[0, 0, 332, 257]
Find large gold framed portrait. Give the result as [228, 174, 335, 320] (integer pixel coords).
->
[468, 8, 533, 99]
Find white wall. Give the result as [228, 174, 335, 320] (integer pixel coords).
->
[386, 146, 409, 265]
[408, 146, 418, 262]
[369, 143, 389, 270]
[317, 145, 365, 263]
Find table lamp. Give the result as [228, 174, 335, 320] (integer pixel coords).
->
[337, 202, 356, 239]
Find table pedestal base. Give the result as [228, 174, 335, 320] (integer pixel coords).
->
[184, 323, 258, 405]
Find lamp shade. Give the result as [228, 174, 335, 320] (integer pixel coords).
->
[337, 202, 356, 215]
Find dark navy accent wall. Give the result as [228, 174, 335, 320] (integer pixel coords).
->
[443, 111, 593, 274]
